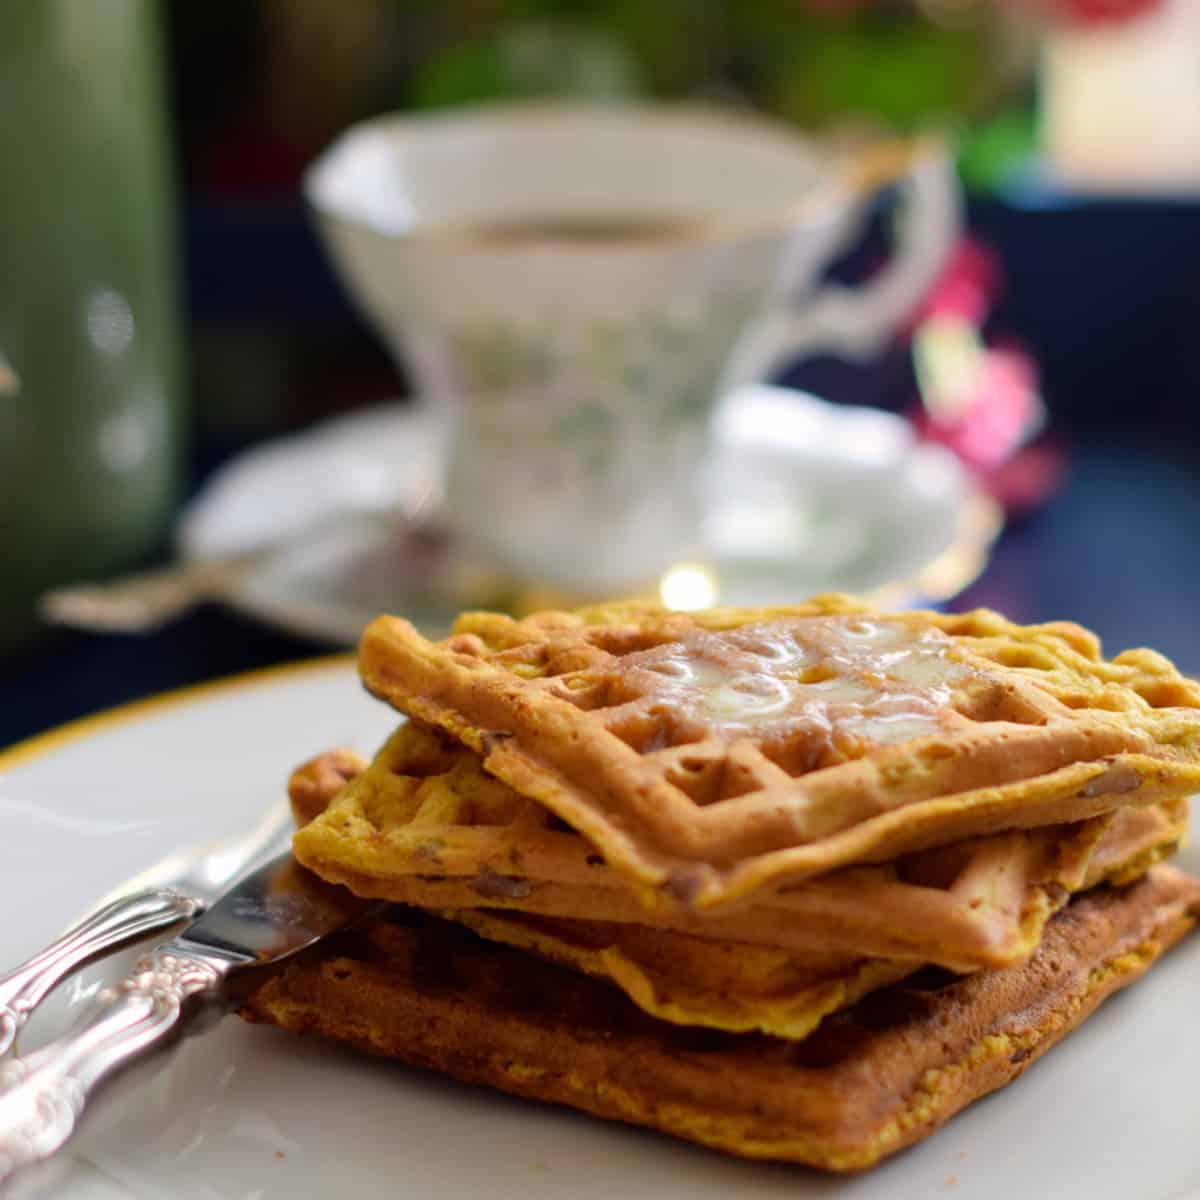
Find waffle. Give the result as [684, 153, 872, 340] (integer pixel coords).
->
[450, 910, 915, 1040]
[289, 742, 921, 1037]
[243, 864, 1200, 1172]
[290, 731, 1189, 969]
[358, 598, 1200, 909]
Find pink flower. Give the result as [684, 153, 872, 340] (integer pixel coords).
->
[1008, 0, 1163, 27]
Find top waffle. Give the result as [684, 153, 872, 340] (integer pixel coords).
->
[359, 595, 1200, 908]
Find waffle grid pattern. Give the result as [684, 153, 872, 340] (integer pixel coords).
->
[359, 596, 1200, 907]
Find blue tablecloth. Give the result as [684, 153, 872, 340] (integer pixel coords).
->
[2, 440, 1197, 751]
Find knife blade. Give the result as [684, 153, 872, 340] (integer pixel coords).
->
[0, 798, 296, 1059]
[0, 853, 373, 1182]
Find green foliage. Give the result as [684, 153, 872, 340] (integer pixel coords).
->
[766, 16, 989, 131]
[398, 0, 1005, 131]
[410, 22, 640, 107]
[385, 0, 1032, 189]
[958, 104, 1037, 192]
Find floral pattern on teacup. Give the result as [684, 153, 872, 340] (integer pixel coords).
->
[436, 292, 761, 591]
[447, 291, 759, 470]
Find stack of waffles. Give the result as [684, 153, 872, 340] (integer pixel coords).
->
[244, 595, 1200, 1171]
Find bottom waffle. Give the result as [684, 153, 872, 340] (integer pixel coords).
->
[243, 864, 1200, 1172]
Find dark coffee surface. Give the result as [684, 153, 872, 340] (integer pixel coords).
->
[452, 213, 698, 244]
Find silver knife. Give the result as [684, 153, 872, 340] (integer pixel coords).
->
[0, 852, 372, 1183]
[0, 799, 295, 1058]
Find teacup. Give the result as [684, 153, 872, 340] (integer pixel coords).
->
[306, 103, 959, 595]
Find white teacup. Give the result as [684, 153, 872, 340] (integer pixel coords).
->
[306, 103, 959, 595]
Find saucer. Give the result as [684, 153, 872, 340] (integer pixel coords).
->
[176, 387, 999, 642]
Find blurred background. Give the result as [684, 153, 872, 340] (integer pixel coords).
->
[4, 0, 1200, 743]
[167, 0, 1200, 444]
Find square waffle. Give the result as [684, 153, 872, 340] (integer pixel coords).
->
[290, 731, 1189, 970]
[243, 865, 1200, 1171]
[358, 597, 1200, 909]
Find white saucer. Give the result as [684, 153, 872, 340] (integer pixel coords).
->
[177, 387, 999, 642]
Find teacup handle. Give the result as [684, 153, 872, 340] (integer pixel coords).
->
[722, 136, 961, 388]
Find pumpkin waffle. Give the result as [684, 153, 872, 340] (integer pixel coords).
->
[358, 597, 1200, 909]
[290, 731, 1189, 970]
[242, 864, 1200, 1172]
[450, 910, 914, 1040]
[290, 744, 915, 1038]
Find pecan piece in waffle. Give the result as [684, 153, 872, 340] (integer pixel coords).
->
[242, 865, 1200, 1171]
[289, 733, 1188, 970]
[358, 596, 1200, 907]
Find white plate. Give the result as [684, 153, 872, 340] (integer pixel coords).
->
[176, 390, 999, 643]
[3, 663, 1198, 1200]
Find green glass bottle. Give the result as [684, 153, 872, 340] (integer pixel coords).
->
[0, 0, 182, 655]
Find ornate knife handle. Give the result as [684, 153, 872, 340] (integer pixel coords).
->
[0, 947, 229, 1182]
[0, 888, 200, 1058]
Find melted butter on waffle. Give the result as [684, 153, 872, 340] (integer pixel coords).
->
[620, 616, 973, 756]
